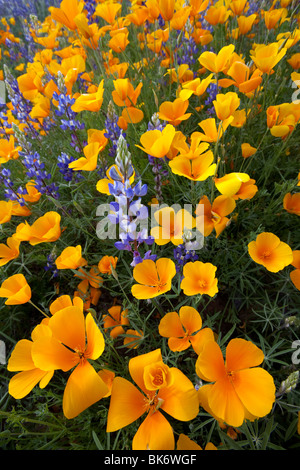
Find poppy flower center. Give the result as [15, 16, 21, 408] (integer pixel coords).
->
[145, 393, 164, 414]
[260, 250, 271, 259]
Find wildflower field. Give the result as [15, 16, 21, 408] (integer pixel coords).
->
[0, 0, 300, 453]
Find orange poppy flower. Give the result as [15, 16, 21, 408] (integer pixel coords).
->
[218, 61, 262, 95]
[50, 0, 84, 31]
[196, 194, 236, 238]
[151, 206, 195, 246]
[283, 192, 300, 216]
[158, 306, 215, 354]
[112, 78, 143, 108]
[109, 29, 130, 53]
[158, 97, 192, 126]
[204, 4, 230, 25]
[0, 273, 31, 305]
[290, 250, 300, 290]
[98, 255, 118, 275]
[237, 14, 256, 35]
[31, 305, 109, 419]
[17, 69, 44, 102]
[13, 211, 61, 246]
[229, 0, 247, 16]
[106, 348, 199, 450]
[232, 179, 258, 201]
[49, 294, 84, 315]
[157, 0, 176, 21]
[68, 142, 102, 171]
[0, 135, 21, 163]
[264, 8, 286, 30]
[180, 261, 218, 297]
[94, 2, 122, 24]
[179, 74, 213, 100]
[102, 305, 129, 339]
[22, 180, 42, 203]
[287, 53, 300, 70]
[199, 44, 235, 74]
[248, 232, 293, 272]
[196, 338, 276, 427]
[55, 245, 87, 270]
[214, 172, 250, 197]
[131, 258, 176, 299]
[71, 80, 104, 112]
[136, 124, 176, 159]
[0, 200, 13, 224]
[0, 235, 20, 267]
[169, 153, 216, 182]
[250, 42, 286, 75]
[195, 117, 232, 143]
[7, 321, 54, 399]
[213, 92, 240, 121]
[241, 143, 257, 159]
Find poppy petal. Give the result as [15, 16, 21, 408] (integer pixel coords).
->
[63, 361, 109, 419]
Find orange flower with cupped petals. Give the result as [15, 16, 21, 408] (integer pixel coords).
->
[7, 322, 54, 399]
[0, 135, 21, 163]
[106, 348, 199, 450]
[31, 305, 109, 419]
[102, 305, 129, 339]
[196, 117, 233, 143]
[180, 261, 218, 297]
[214, 172, 250, 197]
[151, 206, 195, 246]
[179, 74, 213, 100]
[229, 0, 247, 16]
[198, 44, 235, 74]
[0, 236, 20, 267]
[68, 141, 102, 171]
[264, 8, 286, 30]
[109, 29, 130, 53]
[0, 200, 13, 224]
[233, 179, 258, 201]
[169, 152, 216, 182]
[94, 1, 122, 24]
[98, 255, 118, 275]
[131, 258, 176, 299]
[248, 232, 293, 273]
[204, 4, 230, 25]
[290, 250, 300, 290]
[157, 0, 176, 21]
[158, 306, 215, 354]
[283, 192, 300, 216]
[0, 273, 31, 305]
[136, 124, 176, 159]
[196, 338, 276, 427]
[71, 80, 104, 112]
[250, 42, 286, 75]
[50, 0, 84, 30]
[218, 61, 262, 96]
[196, 194, 236, 237]
[16, 211, 61, 246]
[213, 92, 240, 121]
[112, 78, 143, 108]
[55, 245, 87, 270]
[237, 14, 256, 35]
[241, 142, 257, 159]
[158, 98, 191, 126]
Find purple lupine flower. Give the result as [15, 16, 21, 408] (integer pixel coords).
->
[104, 134, 155, 265]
